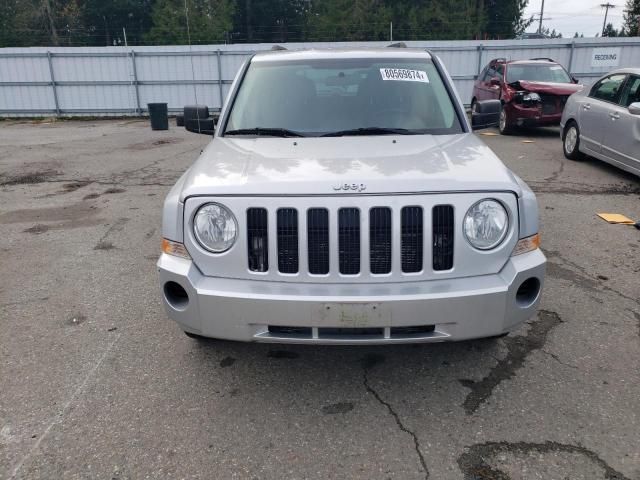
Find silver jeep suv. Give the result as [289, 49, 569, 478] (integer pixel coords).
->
[158, 47, 546, 344]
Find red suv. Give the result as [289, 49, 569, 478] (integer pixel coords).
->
[471, 58, 583, 134]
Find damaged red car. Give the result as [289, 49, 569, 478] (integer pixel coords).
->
[471, 58, 583, 134]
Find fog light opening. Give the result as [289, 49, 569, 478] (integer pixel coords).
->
[516, 277, 541, 308]
[164, 281, 189, 310]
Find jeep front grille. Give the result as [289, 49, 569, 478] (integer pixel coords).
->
[245, 205, 455, 276]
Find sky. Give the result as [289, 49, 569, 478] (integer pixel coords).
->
[524, 0, 626, 37]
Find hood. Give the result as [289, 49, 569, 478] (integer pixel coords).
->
[179, 134, 521, 200]
[513, 80, 583, 96]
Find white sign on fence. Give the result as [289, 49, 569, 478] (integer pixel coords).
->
[590, 48, 621, 68]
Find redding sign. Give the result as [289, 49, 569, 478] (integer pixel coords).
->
[590, 48, 621, 68]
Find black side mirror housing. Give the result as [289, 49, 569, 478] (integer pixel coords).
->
[472, 100, 501, 130]
[185, 117, 216, 135]
[183, 105, 217, 135]
[490, 77, 501, 86]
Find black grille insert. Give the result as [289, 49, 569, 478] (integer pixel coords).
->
[401, 206, 423, 273]
[277, 208, 299, 274]
[338, 208, 360, 275]
[268, 326, 312, 337]
[390, 325, 435, 336]
[319, 327, 383, 338]
[247, 208, 268, 272]
[433, 205, 454, 271]
[307, 208, 330, 275]
[369, 207, 392, 274]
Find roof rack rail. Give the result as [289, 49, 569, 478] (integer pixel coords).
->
[387, 42, 407, 48]
[530, 57, 554, 62]
[271, 45, 287, 51]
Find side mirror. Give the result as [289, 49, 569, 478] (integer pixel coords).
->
[185, 117, 216, 135]
[490, 77, 501, 87]
[472, 100, 501, 130]
[571, 76, 579, 84]
[183, 104, 217, 135]
[629, 102, 640, 115]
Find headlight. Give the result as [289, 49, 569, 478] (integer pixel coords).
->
[522, 92, 541, 102]
[463, 199, 509, 250]
[193, 203, 237, 253]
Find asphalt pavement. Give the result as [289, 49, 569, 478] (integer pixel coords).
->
[1, 119, 639, 479]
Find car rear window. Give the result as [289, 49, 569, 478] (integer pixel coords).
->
[224, 57, 463, 136]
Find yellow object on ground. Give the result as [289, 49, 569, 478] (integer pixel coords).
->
[597, 213, 636, 224]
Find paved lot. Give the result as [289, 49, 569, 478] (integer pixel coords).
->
[1, 119, 639, 480]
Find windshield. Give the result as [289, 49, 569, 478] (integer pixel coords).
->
[506, 63, 572, 84]
[224, 57, 463, 136]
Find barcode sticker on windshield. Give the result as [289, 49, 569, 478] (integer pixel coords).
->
[380, 68, 429, 83]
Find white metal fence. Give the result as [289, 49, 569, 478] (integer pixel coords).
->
[1, 38, 639, 117]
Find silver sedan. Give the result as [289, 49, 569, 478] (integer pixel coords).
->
[560, 68, 640, 177]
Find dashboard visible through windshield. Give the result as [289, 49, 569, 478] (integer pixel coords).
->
[223, 57, 464, 137]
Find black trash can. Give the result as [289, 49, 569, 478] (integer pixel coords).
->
[148, 103, 168, 130]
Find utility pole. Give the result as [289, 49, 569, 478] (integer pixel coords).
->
[601, 3, 616, 36]
[538, 0, 545, 33]
[390, 22, 393, 42]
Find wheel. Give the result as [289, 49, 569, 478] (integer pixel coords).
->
[563, 122, 584, 160]
[498, 106, 514, 135]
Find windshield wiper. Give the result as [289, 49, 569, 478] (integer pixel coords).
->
[321, 127, 414, 137]
[224, 127, 306, 137]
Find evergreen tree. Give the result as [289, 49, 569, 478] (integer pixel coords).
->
[622, 0, 640, 36]
[145, 0, 234, 45]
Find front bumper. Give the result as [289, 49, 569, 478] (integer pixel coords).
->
[158, 249, 546, 344]
[505, 103, 562, 127]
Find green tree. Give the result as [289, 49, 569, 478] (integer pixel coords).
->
[602, 22, 620, 37]
[232, 0, 309, 43]
[483, 0, 532, 39]
[305, 0, 392, 42]
[622, 0, 640, 36]
[145, 0, 234, 45]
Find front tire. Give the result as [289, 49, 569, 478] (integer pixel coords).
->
[563, 122, 584, 160]
[498, 106, 514, 135]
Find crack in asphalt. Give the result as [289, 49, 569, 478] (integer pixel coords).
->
[459, 310, 563, 415]
[541, 348, 580, 370]
[362, 355, 429, 479]
[457, 441, 631, 480]
[528, 180, 640, 196]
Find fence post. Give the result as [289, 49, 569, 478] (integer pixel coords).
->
[46, 51, 60, 116]
[130, 50, 141, 115]
[216, 49, 224, 110]
[568, 41, 576, 74]
[476, 44, 484, 77]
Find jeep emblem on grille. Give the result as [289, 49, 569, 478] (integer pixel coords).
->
[333, 183, 366, 192]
